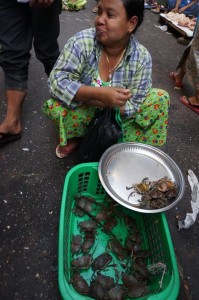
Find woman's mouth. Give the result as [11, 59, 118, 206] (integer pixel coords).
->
[96, 28, 106, 35]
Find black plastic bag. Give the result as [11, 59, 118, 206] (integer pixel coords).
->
[78, 108, 123, 163]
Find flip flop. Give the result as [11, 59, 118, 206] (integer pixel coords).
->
[0, 132, 21, 148]
[169, 72, 183, 90]
[180, 96, 199, 114]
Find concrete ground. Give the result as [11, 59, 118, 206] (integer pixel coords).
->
[0, 2, 199, 299]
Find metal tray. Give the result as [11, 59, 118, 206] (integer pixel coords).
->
[98, 143, 185, 213]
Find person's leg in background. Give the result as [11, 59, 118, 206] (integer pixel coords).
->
[31, 0, 61, 76]
[169, 67, 185, 89]
[0, 0, 32, 145]
[180, 18, 199, 110]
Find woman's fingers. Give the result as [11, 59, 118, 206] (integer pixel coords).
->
[115, 87, 131, 94]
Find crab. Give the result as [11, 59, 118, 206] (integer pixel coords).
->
[108, 238, 128, 261]
[92, 252, 113, 271]
[70, 273, 90, 295]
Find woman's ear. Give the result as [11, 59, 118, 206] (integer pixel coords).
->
[128, 16, 138, 33]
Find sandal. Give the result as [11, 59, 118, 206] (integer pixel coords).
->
[169, 72, 183, 90]
[0, 132, 22, 148]
[180, 96, 199, 114]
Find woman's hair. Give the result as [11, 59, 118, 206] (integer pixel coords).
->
[122, 0, 144, 32]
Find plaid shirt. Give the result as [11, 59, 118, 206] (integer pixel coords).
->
[48, 28, 152, 118]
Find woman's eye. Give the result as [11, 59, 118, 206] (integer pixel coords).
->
[97, 8, 102, 15]
[108, 13, 115, 18]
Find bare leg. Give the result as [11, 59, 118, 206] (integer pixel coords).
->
[172, 68, 185, 85]
[0, 90, 26, 134]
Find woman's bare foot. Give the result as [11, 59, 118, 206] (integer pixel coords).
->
[180, 95, 199, 106]
[188, 96, 199, 106]
[55, 138, 81, 158]
[169, 72, 184, 89]
[0, 119, 22, 135]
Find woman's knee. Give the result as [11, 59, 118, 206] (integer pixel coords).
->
[149, 88, 170, 101]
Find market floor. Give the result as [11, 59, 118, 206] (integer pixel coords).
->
[0, 3, 199, 300]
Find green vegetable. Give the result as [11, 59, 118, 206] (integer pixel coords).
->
[62, 0, 87, 10]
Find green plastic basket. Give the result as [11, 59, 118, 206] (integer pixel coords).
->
[58, 163, 180, 300]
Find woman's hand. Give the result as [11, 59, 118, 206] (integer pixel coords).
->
[172, 7, 179, 13]
[99, 86, 131, 108]
[74, 85, 132, 108]
[172, 0, 182, 13]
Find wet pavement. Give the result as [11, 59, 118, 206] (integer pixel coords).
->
[1, 2, 199, 300]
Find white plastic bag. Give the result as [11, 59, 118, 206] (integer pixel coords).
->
[178, 170, 199, 230]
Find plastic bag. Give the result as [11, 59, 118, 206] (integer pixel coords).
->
[78, 108, 123, 163]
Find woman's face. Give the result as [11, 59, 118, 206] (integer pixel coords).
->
[94, 0, 138, 47]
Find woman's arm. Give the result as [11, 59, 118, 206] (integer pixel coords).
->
[172, 0, 182, 12]
[122, 47, 152, 118]
[179, 0, 198, 13]
[48, 32, 131, 109]
[74, 85, 131, 108]
[48, 44, 131, 107]
[48, 35, 85, 106]
[49, 30, 151, 114]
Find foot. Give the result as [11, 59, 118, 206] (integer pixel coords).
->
[189, 96, 199, 106]
[151, 8, 160, 13]
[0, 89, 25, 135]
[181, 95, 199, 106]
[169, 72, 183, 89]
[0, 119, 22, 136]
[0, 117, 22, 148]
[55, 138, 81, 158]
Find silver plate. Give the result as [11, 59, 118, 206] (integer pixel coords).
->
[98, 143, 185, 213]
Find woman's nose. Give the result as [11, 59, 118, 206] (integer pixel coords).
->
[95, 13, 106, 24]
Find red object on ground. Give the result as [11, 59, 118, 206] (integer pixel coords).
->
[180, 96, 199, 114]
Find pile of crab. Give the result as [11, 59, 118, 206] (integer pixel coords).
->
[127, 176, 178, 210]
[69, 195, 165, 299]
